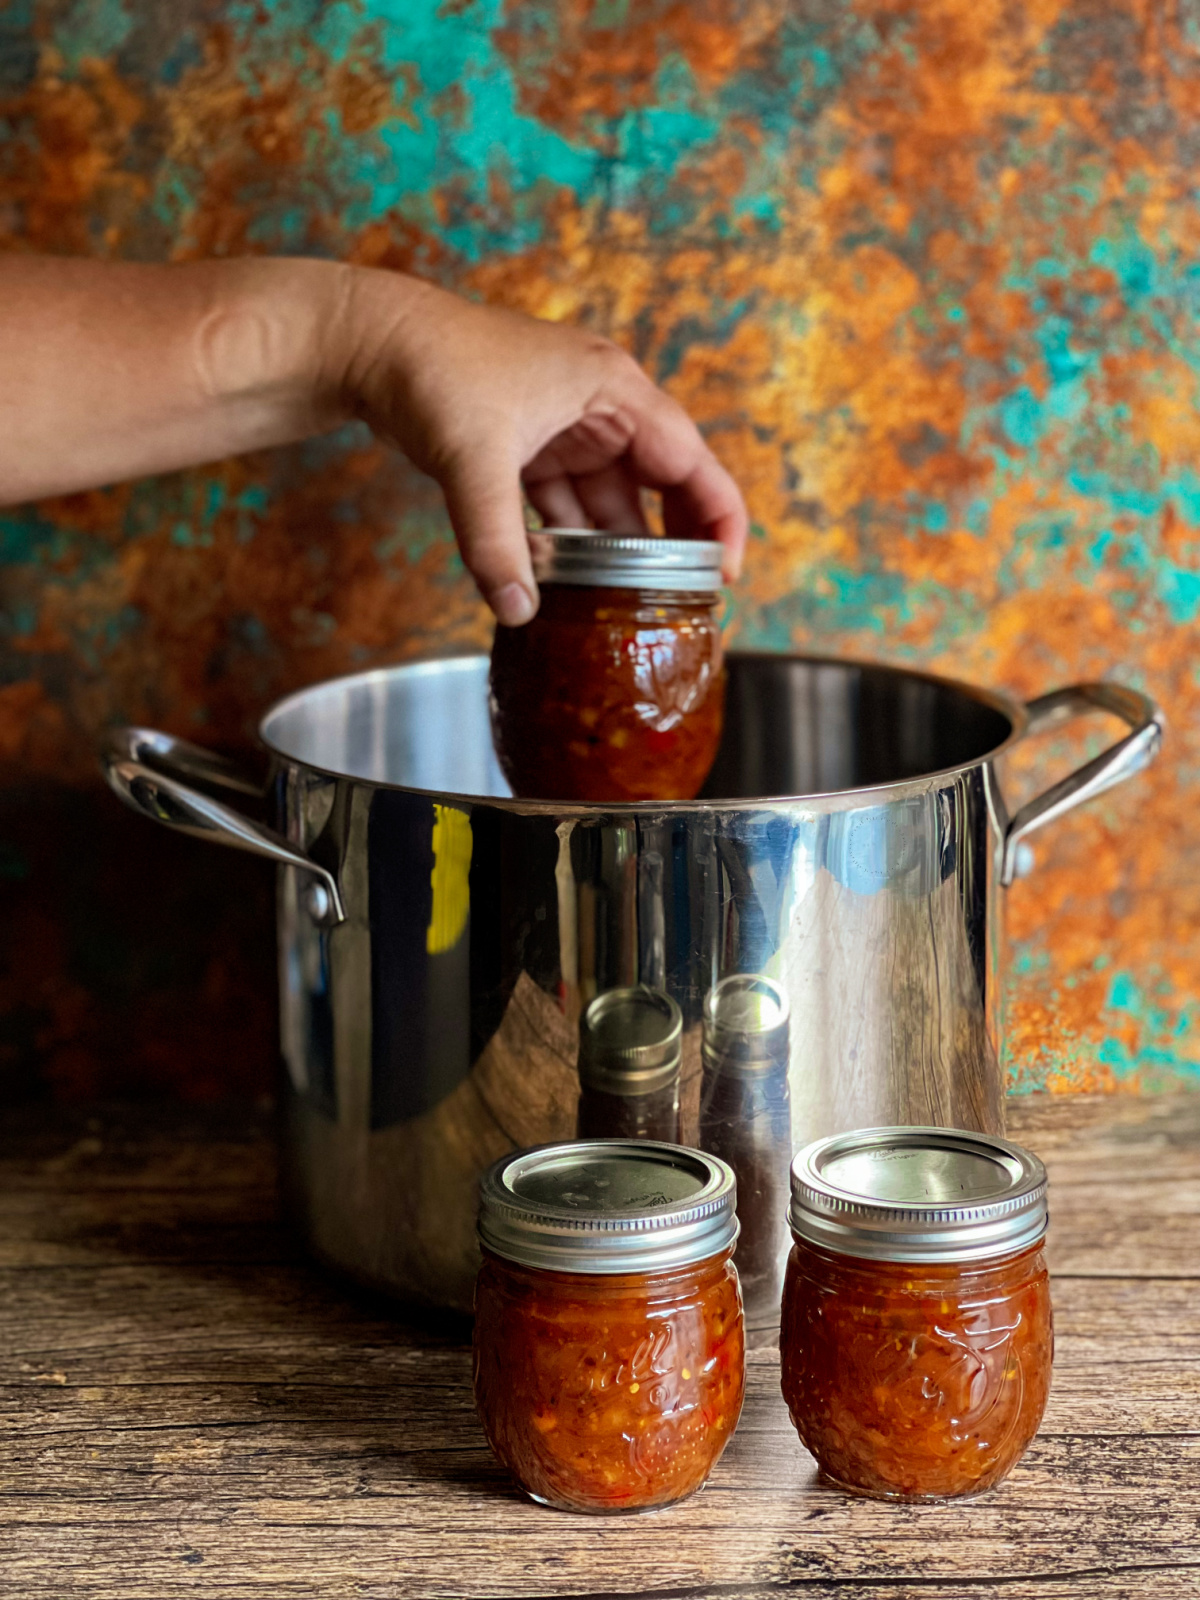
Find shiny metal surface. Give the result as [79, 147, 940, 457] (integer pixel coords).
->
[103, 728, 345, 926]
[998, 683, 1164, 886]
[103, 652, 1160, 1312]
[528, 530, 724, 590]
[789, 1126, 1048, 1263]
[579, 987, 683, 1094]
[478, 1141, 738, 1275]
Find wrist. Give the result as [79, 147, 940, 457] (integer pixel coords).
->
[191, 256, 358, 440]
[327, 266, 450, 433]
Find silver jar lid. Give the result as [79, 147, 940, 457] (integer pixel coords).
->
[702, 974, 790, 1077]
[528, 529, 724, 591]
[478, 1140, 738, 1275]
[579, 986, 683, 1096]
[788, 1126, 1048, 1263]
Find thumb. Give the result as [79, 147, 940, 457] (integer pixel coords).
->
[438, 447, 539, 627]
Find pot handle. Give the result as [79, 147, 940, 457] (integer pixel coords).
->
[999, 684, 1164, 888]
[101, 727, 346, 927]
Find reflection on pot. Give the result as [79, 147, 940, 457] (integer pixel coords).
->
[576, 985, 683, 1144]
[700, 974, 792, 1345]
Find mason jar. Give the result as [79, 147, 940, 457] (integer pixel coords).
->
[700, 973, 792, 1345]
[780, 1126, 1053, 1501]
[576, 986, 683, 1144]
[488, 530, 725, 801]
[473, 1140, 744, 1513]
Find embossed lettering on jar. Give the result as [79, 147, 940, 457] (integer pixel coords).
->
[489, 531, 725, 802]
[473, 1140, 745, 1513]
[780, 1128, 1053, 1501]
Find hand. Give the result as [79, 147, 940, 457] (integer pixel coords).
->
[0, 256, 748, 628]
[332, 270, 748, 626]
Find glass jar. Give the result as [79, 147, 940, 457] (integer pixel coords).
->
[489, 531, 725, 802]
[473, 1140, 744, 1513]
[576, 986, 682, 1143]
[700, 974, 792, 1345]
[780, 1127, 1052, 1501]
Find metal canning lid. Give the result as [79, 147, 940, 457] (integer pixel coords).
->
[579, 986, 683, 1096]
[478, 1140, 739, 1275]
[702, 974, 790, 1077]
[528, 529, 724, 591]
[788, 1126, 1048, 1264]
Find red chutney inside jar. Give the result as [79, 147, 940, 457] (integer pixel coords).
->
[780, 1127, 1053, 1502]
[489, 531, 725, 802]
[473, 1140, 744, 1513]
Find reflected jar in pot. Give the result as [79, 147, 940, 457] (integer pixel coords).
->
[779, 1127, 1053, 1501]
[700, 974, 793, 1345]
[473, 1141, 745, 1513]
[576, 985, 683, 1144]
[489, 531, 725, 801]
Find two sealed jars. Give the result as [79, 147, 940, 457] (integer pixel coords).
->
[780, 1127, 1053, 1501]
[489, 531, 726, 802]
[473, 1140, 745, 1513]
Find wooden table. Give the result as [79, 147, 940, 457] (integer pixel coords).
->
[3, 1094, 1199, 1600]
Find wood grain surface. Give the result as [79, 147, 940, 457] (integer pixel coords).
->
[2, 1094, 1198, 1600]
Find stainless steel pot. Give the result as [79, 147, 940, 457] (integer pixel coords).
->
[103, 653, 1161, 1325]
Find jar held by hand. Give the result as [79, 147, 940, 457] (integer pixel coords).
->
[489, 531, 726, 802]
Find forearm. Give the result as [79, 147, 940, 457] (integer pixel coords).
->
[0, 255, 363, 503]
[0, 253, 747, 622]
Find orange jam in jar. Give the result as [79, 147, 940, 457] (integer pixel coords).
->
[780, 1127, 1052, 1501]
[489, 531, 725, 802]
[473, 1141, 744, 1513]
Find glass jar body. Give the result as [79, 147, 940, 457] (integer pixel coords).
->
[489, 585, 724, 801]
[700, 1064, 792, 1340]
[576, 1081, 682, 1143]
[779, 1236, 1052, 1500]
[473, 1247, 745, 1513]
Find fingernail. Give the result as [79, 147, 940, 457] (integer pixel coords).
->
[492, 581, 537, 627]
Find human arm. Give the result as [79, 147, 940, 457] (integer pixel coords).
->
[0, 255, 747, 625]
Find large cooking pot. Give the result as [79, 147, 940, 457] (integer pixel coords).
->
[104, 653, 1161, 1321]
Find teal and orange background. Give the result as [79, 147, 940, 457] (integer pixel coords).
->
[1, 0, 1196, 1101]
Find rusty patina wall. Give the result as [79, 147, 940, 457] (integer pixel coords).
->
[1, 0, 1196, 1100]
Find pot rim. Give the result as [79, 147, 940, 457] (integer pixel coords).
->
[257, 648, 1030, 813]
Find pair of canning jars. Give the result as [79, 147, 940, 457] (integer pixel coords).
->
[473, 1128, 1053, 1513]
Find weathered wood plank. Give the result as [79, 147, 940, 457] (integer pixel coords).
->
[0, 1095, 1197, 1599]
[2, 1433, 1200, 1599]
[2, 1276, 1198, 1439]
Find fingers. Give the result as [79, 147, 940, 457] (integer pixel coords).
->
[426, 322, 747, 612]
[586, 364, 749, 579]
[573, 460, 649, 533]
[524, 459, 649, 535]
[661, 451, 749, 580]
[438, 447, 539, 626]
[524, 473, 589, 530]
